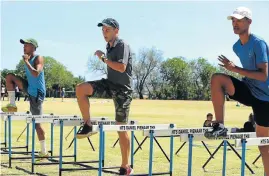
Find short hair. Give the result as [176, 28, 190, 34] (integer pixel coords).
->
[206, 113, 213, 117]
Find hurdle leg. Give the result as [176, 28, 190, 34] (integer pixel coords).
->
[8, 115, 12, 168]
[59, 120, 64, 176]
[16, 125, 27, 142]
[201, 141, 214, 158]
[134, 135, 142, 150]
[175, 141, 186, 155]
[222, 140, 227, 176]
[87, 137, 95, 151]
[148, 130, 154, 176]
[74, 126, 77, 162]
[102, 131, 105, 167]
[252, 154, 261, 165]
[241, 139, 246, 176]
[227, 141, 254, 174]
[202, 141, 224, 169]
[31, 119, 36, 174]
[154, 137, 170, 162]
[3, 120, 7, 147]
[188, 134, 193, 176]
[50, 123, 54, 157]
[169, 135, 174, 176]
[26, 123, 29, 154]
[134, 137, 147, 155]
[66, 138, 75, 150]
[98, 125, 104, 176]
[131, 131, 134, 169]
[65, 127, 74, 141]
[112, 138, 119, 148]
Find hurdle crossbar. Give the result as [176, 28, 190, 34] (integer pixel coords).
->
[181, 132, 256, 142]
[53, 119, 137, 126]
[235, 137, 269, 147]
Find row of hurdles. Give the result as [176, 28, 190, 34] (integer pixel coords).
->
[0, 112, 267, 176]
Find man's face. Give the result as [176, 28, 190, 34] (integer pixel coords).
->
[102, 26, 118, 42]
[23, 43, 35, 54]
[232, 17, 251, 35]
[207, 115, 213, 121]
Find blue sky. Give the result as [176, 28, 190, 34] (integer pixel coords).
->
[1, 1, 269, 80]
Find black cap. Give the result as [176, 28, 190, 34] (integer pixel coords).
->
[97, 18, 119, 29]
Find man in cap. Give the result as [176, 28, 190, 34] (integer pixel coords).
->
[205, 7, 269, 174]
[76, 18, 133, 175]
[2, 38, 48, 159]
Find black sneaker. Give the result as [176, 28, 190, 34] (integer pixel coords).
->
[76, 123, 97, 139]
[204, 123, 228, 139]
[119, 167, 134, 176]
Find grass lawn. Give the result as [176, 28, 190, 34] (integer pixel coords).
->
[0, 98, 265, 175]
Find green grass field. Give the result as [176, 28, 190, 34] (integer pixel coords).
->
[0, 99, 265, 176]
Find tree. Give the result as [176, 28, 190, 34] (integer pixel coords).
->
[87, 56, 107, 76]
[160, 57, 191, 100]
[133, 47, 163, 99]
[189, 58, 217, 100]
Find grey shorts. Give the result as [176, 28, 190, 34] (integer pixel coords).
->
[29, 96, 43, 115]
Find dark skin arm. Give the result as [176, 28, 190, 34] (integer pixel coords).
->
[218, 55, 268, 82]
[23, 55, 44, 77]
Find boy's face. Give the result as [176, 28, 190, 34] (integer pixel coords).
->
[207, 115, 213, 121]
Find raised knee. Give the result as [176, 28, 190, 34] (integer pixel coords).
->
[5, 73, 15, 81]
[76, 83, 93, 96]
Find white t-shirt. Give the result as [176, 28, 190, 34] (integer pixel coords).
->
[1, 87, 5, 93]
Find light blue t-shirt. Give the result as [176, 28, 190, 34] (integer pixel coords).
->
[24, 55, 46, 100]
[233, 34, 269, 102]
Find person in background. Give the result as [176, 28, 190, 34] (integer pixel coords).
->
[232, 113, 256, 132]
[1, 85, 6, 101]
[203, 113, 213, 127]
[15, 86, 20, 101]
[61, 87, 65, 102]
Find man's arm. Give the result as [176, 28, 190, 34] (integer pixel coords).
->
[105, 42, 129, 73]
[234, 41, 268, 82]
[25, 56, 44, 77]
[104, 59, 126, 73]
[233, 63, 268, 82]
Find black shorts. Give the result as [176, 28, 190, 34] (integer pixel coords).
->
[228, 76, 269, 127]
[87, 79, 132, 123]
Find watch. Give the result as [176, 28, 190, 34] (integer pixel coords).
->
[101, 54, 107, 63]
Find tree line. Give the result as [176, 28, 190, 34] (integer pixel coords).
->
[1, 56, 85, 98]
[88, 47, 241, 100]
[1, 49, 241, 100]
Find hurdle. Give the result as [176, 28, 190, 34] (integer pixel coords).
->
[96, 123, 176, 176]
[138, 127, 213, 162]
[55, 119, 175, 176]
[181, 132, 257, 176]
[65, 127, 96, 151]
[236, 137, 269, 176]
[1, 112, 32, 154]
[26, 115, 107, 174]
[54, 118, 139, 176]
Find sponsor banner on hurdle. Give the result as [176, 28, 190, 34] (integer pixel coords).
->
[143, 127, 212, 137]
[53, 118, 137, 126]
[27, 116, 108, 124]
[92, 124, 176, 132]
[235, 137, 269, 147]
[1, 112, 33, 121]
[181, 132, 257, 142]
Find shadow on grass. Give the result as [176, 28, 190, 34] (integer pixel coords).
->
[15, 166, 48, 176]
